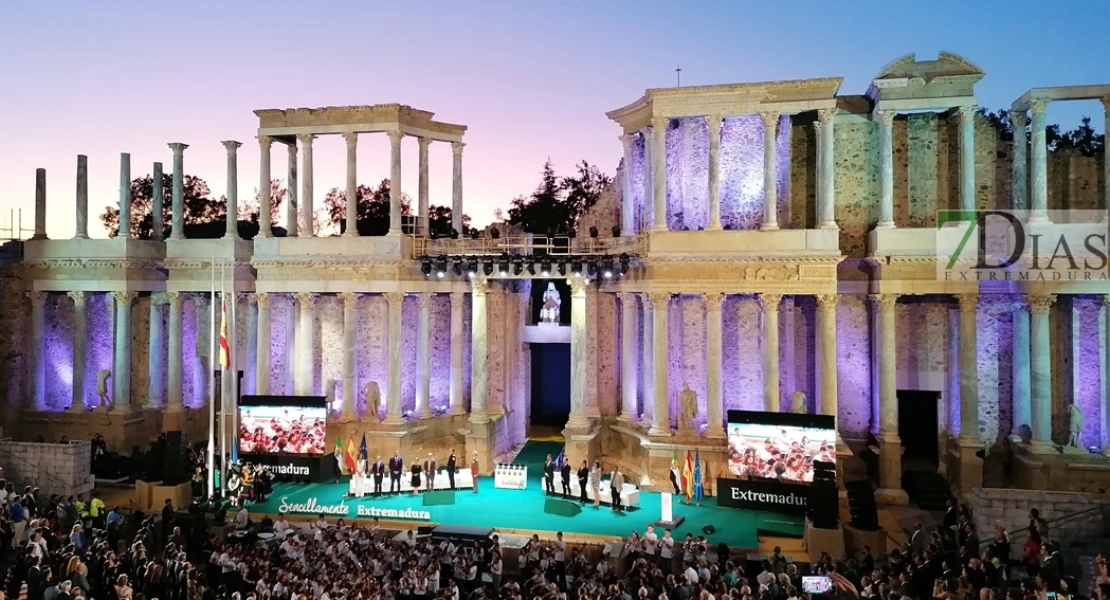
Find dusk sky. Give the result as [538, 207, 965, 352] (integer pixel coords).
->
[3, 0, 1108, 238]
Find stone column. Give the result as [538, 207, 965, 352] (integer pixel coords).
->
[75, 155, 89, 239]
[1029, 99, 1050, 224]
[707, 115, 723, 231]
[1028, 294, 1056, 448]
[32, 169, 47, 240]
[1103, 98, 1110, 216]
[651, 117, 668, 232]
[874, 110, 897, 229]
[169, 143, 188, 239]
[340, 292, 358, 420]
[621, 134, 637, 234]
[297, 134, 315, 237]
[567, 279, 590, 429]
[705, 293, 725, 437]
[416, 293, 433, 418]
[257, 136, 273, 237]
[958, 106, 977, 213]
[384, 292, 404, 424]
[643, 126, 655, 230]
[151, 162, 164, 240]
[872, 293, 906, 503]
[255, 293, 271, 396]
[641, 293, 655, 426]
[818, 108, 838, 229]
[1010, 112, 1028, 210]
[451, 141, 464, 234]
[761, 293, 782, 412]
[760, 113, 779, 231]
[388, 131, 404, 235]
[619, 293, 638, 421]
[286, 142, 298, 237]
[1102, 295, 1110, 454]
[417, 137, 430, 235]
[470, 280, 489, 423]
[294, 292, 315, 396]
[118, 153, 131, 238]
[26, 292, 46, 409]
[449, 292, 465, 415]
[957, 294, 980, 440]
[1012, 299, 1032, 438]
[222, 141, 241, 238]
[112, 291, 135, 411]
[649, 292, 671, 436]
[147, 294, 165, 408]
[167, 292, 184, 411]
[67, 292, 87, 412]
[816, 294, 839, 420]
[343, 132, 359, 236]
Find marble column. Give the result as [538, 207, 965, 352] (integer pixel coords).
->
[416, 293, 433, 418]
[169, 143, 187, 239]
[1103, 98, 1110, 216]
[1010, 112, 1028, 211]
[294, 292, 315, 396]
[470, 280, 489, 423]
[147, 294, 165, 408]
[619, 293, 638, 421]
[958, 106, 977, 212]
[340, 292, 358, 420]
[957, 294, 980, 440]
[640, 293, 655, 426]
[875, 110, 896, 229]
[651, 117, 668, 232]
[68, 292, 87, 412]
[818, 108, 838, 229]
[707, 115, 723, 231]
[567, 279, 590, 430]
[451, 141, 464, 234]
[816, 294, 839, 420]
[384, 292, 404, 424]
[388, 131, 404, 235]
[26, 292, 46, 409]
[1012, 299, 1032, 438]
[705, 293, 725, 437]
[643, 126, 656, 231]
[222, 141, 242, 238]
[649, 292, 671, 436]
[297, 134, 315, 237]
[621, 134, 637, 234]
[167, 292, 184, 411]
[760, 113, 779, 231]
[112, 291, 135, 411]
[872, 293, 906, 503]
[1028, 294, 1056, 448]
[417, 137, 430, 235]
[1102, 295, 1110, 454]
[32, 169, 47, 240]
[118, 153, 131, 238]
[258, 136, 273, 237]
[75, 155, 89, 239]
[286, 143, 298, 237]
[761, 293, 782, 412]
[255, 293, 271, 396]
[1029, 99, 1050, 224]
[449, 292, 465, 415]
[343, 133, 359, 236]
[151, 162, 164, 241]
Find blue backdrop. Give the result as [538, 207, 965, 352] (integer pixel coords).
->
[529, 343, 571, 426]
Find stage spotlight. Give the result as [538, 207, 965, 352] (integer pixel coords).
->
[527, 262, 536, 276]
[571, 261, 584, 277]
[587, 260, 599, 277]
[619, 253, 630, 275]
[483, 262, 494, 276]
[470, 229, 479, 240]
[589, 226, 599, 238]
[450, 228, 459, 240]
[466, 259, 478, 275]
[602, 258, 614, 278]
[435, 258, 448, 278]
[453, 261, 463, 276]
[612, 225, 621, 237]
[513, 260, 525, 275]
[540, 260, 551, 276]
[421, 259, 432, 277]
[557, 262, 566, 276]
[491, 227, 500, 239]
[498, 257, 510, 276]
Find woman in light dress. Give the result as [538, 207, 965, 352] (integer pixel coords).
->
[589, 460, 602, 508]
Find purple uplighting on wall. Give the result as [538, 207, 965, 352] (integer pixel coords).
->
[44, 294, 73, 410]
[1075, 296, 1102, 448]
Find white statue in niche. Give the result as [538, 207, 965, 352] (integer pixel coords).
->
[95, 369, 112, 409]
[539, 282, 561, 325]
[1068, 404, 1084, 448]
[791, 391, 807, 415]
[365, 381, 382, 421]
[679, 383, 697, 432]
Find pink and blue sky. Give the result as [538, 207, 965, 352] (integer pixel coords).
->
[2, 0, 1108, 237]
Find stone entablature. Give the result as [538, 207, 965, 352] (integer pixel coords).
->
[867, 52, 984, 108]
[255, 104, 466, 142]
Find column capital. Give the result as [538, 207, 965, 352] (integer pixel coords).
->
[957, 105, 978, 121]
[471, 277, 489, 296]
[166, 291, 182, 306]
[870, 293, 899, 312]
[417, 136, 431, 150]
[221, 140, 242, 152]
[387, 130, 405, 146]
[818, 108, 838, 125]
[1100, 97, 1110, 112]
[816, 294, 839, 311]
[251, 292, 269, 309]
[647, 291, 671, 309]
[569, 277, 589, 296]
[759, 111, 779, 129]
[341, 132, 358, 148]
[334, 291, 355, 309]
[1027, 293, 1056, 314]
[451, 140, 465, 155]
[650, 116, 669, 131]
[385, 291, 405, 311]
[168, 142, 189, 154]
[703, 292, 724, 312]
[759, 293, 783, 311]
[150, 292, 170, 306]
[1010, 110, 1028, 128]
[450, 291, 465, 307]
[416, 292, 434, 310]
[287, 142, 298, 157]
[957, 293, 980, 314]
[1029, 98, 1049, 115]
[295, 133, 316, 146]
[66, 291, 86, 305]
[111, 291, 135, 305]
[618, 292, 638, 307]
[875, 110, 896, 127]
[620, 133, 636, 148]
[258, 135, 274, 149]
[706, 113, 724, 132]
[1102, 294, 1110, 309]
[294, 291, 316, 307]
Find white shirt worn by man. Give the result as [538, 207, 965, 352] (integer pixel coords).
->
[660, 536, 674, 559]
[685, 565, 699, 585]
[234, 508, 249, 530]
[644, 529, 658, 555]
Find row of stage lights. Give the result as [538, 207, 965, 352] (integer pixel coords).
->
[421, 254, 632, 279]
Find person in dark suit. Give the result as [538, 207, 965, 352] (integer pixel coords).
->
[577, 460, 589, 503]
[372, 456, 386, 496]
[560, 460, 572, 497]
[543, 455, 555, 495]
[447, 449, 457, 490]
[388, 452, 403, 494]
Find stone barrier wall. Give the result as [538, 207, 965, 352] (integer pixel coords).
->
[969, 487, 1110, 549]
[0, 439, 95, 498]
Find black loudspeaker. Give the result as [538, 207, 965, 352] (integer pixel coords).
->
[808, 483, 839, 529]
[845, 479, 880, 531]
[163, 431, 188, 486]
[702, 525, 716, 535]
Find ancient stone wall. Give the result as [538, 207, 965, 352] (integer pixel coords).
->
[969, 487, 1110, 549]
[0, 439, 94, 498]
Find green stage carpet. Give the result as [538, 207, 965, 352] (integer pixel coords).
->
[253, 443, 803, 548]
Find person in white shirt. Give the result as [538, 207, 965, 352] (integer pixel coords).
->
[233, 506, 250, 530]
[660, 529, 676, 572]
[490, 551, 504, 592]
[684, 561, 699, 585]
[644, 525, 659, 562]
[554, 532, 567, 586]
[273, 513, 290, 537]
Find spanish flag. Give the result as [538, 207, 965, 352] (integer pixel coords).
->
[345, 435, 357, 473]
[218, 297, 230, 369]
[682, 450, 694, 504]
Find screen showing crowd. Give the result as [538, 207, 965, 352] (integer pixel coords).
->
[726, 422, 836, 483]
[239, 405, 327, 455]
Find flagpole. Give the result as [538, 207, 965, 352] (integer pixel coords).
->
[207, 256, 216, 499]
[220, 258, 229, 498]
[230, 260, 238, 466]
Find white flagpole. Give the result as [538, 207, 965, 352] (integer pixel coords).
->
[220, 259, 229, 498]
[229, 261, 238, 468]
[207, 256, 216, 499]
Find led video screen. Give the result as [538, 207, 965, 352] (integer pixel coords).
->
[726, 410, 836, 483]
[239, 397, 327, 455]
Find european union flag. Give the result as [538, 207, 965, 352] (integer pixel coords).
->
[359, 433, 369, 461]
[693, 450, 704, 506]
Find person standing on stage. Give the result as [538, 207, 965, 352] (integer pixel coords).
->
[543, 455, 555, 495]
[446, 449, 457, 490]
[560, 459, 572, 497]
[424, 453, 437, 492]
[589, 460, 602, 507]
[411, 459, 422, 495]
[609, 467, 624, 511]
[389, 452, 404, 494]
[576, 460, 589, 503]
[354, 453, 368, 498]
[372, 455, 386, 497]
[471, 452, 480, 494]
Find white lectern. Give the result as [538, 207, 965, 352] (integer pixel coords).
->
[655, 492, 685, 528]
